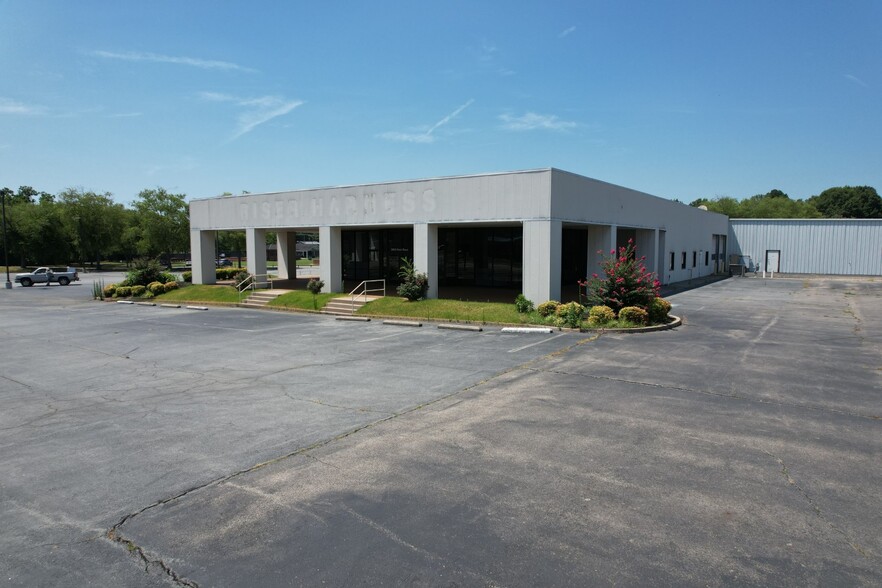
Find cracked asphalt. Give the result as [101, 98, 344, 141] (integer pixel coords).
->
[1, 274, 881, 586]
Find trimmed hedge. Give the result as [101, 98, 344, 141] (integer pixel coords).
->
[588, 305, 616, 326]
[619, 306, 649, 325]
[537, 300, 561, 317]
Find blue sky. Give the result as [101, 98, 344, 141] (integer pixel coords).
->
[1, 1, 880, 205]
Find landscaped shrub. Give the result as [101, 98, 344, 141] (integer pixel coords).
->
[233, 271, 250, 285]
[114, 286, 132, 298]
[147, 281, 165, 295]
[103, 284, 117, 297]
[580, 239, 660, 313]
[556, 301, 585, 328]
[396, 258, 429, 301]
[648, 297, 672, 323]
[142, 290, 155, 299]
[125, 258, 166, 287]
[216, 268, 241, 280]
[162, 281, 179, 292]
[619, 306, 649, 326]
[158, 271, 177, 284]
[130, 285, 147, 297]
[587, 305, 616, 326]
[537, 300, 561, 317]
[306, 278, 325, 310]
[514, 294, 534, 314]
[182, 271, 193, 283]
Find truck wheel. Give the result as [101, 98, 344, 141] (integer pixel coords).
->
[58, 277, 70, 286]
[20, 278, 32, 287]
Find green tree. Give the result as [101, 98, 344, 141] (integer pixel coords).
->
[59, 188, 127, 269]
[217, 230, 246, 267]
[809, 186, 882, 218]
[692, 190, 820, 218]
[133, 188, 189, 269]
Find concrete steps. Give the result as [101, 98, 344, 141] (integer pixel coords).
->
[322, 295, 382, 316]
[239, 289, 287, 308]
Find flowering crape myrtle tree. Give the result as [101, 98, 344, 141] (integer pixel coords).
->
[579, 239, 660, 313]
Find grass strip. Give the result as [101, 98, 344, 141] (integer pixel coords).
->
[154, 285, 241, 304]
[356, 297, 547, 325]
[268, 291, 341, 311]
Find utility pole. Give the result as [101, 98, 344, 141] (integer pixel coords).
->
[2, 189, 11, 288]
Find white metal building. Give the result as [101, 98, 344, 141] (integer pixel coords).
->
[730, 219, 882, 275]
[189, 168, 730, 302]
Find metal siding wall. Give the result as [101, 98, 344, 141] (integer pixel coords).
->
[729, 220, 882, 275]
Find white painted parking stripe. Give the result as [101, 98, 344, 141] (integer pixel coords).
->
[507, 333, 567, 353]
[359, 330, 416, 343]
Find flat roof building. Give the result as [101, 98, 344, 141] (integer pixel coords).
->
[189, 168, 730, 303]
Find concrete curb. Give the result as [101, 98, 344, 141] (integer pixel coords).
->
[160, 304, 182, 308]
[581, 315, 682, 334]
[437, 324, 483, 332]
[501, 327, 554, 334]
[335, 316, 371, 322]
[186, 305, 209, 311]
[383, 319, 423, 327]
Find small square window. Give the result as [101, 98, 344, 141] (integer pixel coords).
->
[692, 251, 697, 267]
[705, 251, 709, 266]
[669, 252, 675, 271]
[681, 252, 687, 269]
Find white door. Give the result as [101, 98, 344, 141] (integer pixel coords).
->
[766, 250, 780, 273]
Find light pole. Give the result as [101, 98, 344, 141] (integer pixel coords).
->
[2, 189, 11, 289]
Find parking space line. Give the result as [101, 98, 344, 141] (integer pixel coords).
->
[507, 333, 567, 353]
[359, 330, 417, 343]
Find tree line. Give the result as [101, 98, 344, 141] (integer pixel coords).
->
[0, 186, 190, 269]
[690, 186, 882, 218]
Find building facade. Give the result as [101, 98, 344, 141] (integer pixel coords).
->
[189, 169, 730, 302]
[729, 219, 882, 275]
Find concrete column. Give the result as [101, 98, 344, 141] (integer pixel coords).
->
[190, 229, 216, 285]
[413, 223, 438, 299]
[635, 229, 657, 275]
[522, 220, 562, 303]
[246, 228, 267, 278]
[276, 231, 297, 280]
[609, 224, 618, 254]
[586, 225, 612, 277]
[653, 229, 660, 277]
[319, 226, 342, 293]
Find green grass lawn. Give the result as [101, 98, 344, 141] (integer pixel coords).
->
[146, 285, 665, 329]
[268, 290, 341, 311]
[154, 284, 241, 303]
[356, 296, 547, 325]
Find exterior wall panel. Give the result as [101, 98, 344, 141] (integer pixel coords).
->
[190, 170, 552, 231]
[729, 219, 882, 275]
[550, 169, 729, 284]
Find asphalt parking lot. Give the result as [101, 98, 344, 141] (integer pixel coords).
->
[1, 275, 880, 586]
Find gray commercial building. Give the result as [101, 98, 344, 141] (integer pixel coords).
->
[189, 168, 731, 302]
[729, 219, 882, 276]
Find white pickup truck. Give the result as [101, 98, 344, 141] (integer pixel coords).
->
[14, 267, 80, 287]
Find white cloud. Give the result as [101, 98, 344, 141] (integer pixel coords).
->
[377, 131, 436, 144]
[379, 99, 475, 144]
[558, 26, 577, 38]
[499, 111, 577, 131]
[199, 92, 304, 140]
[0, 98, 45, 115]
[92, 50, 255, 73]
[844, 74, 868, 87]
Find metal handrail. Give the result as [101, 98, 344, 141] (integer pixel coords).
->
[237, 273, 273, 302]
[349, 279, 385, 313]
